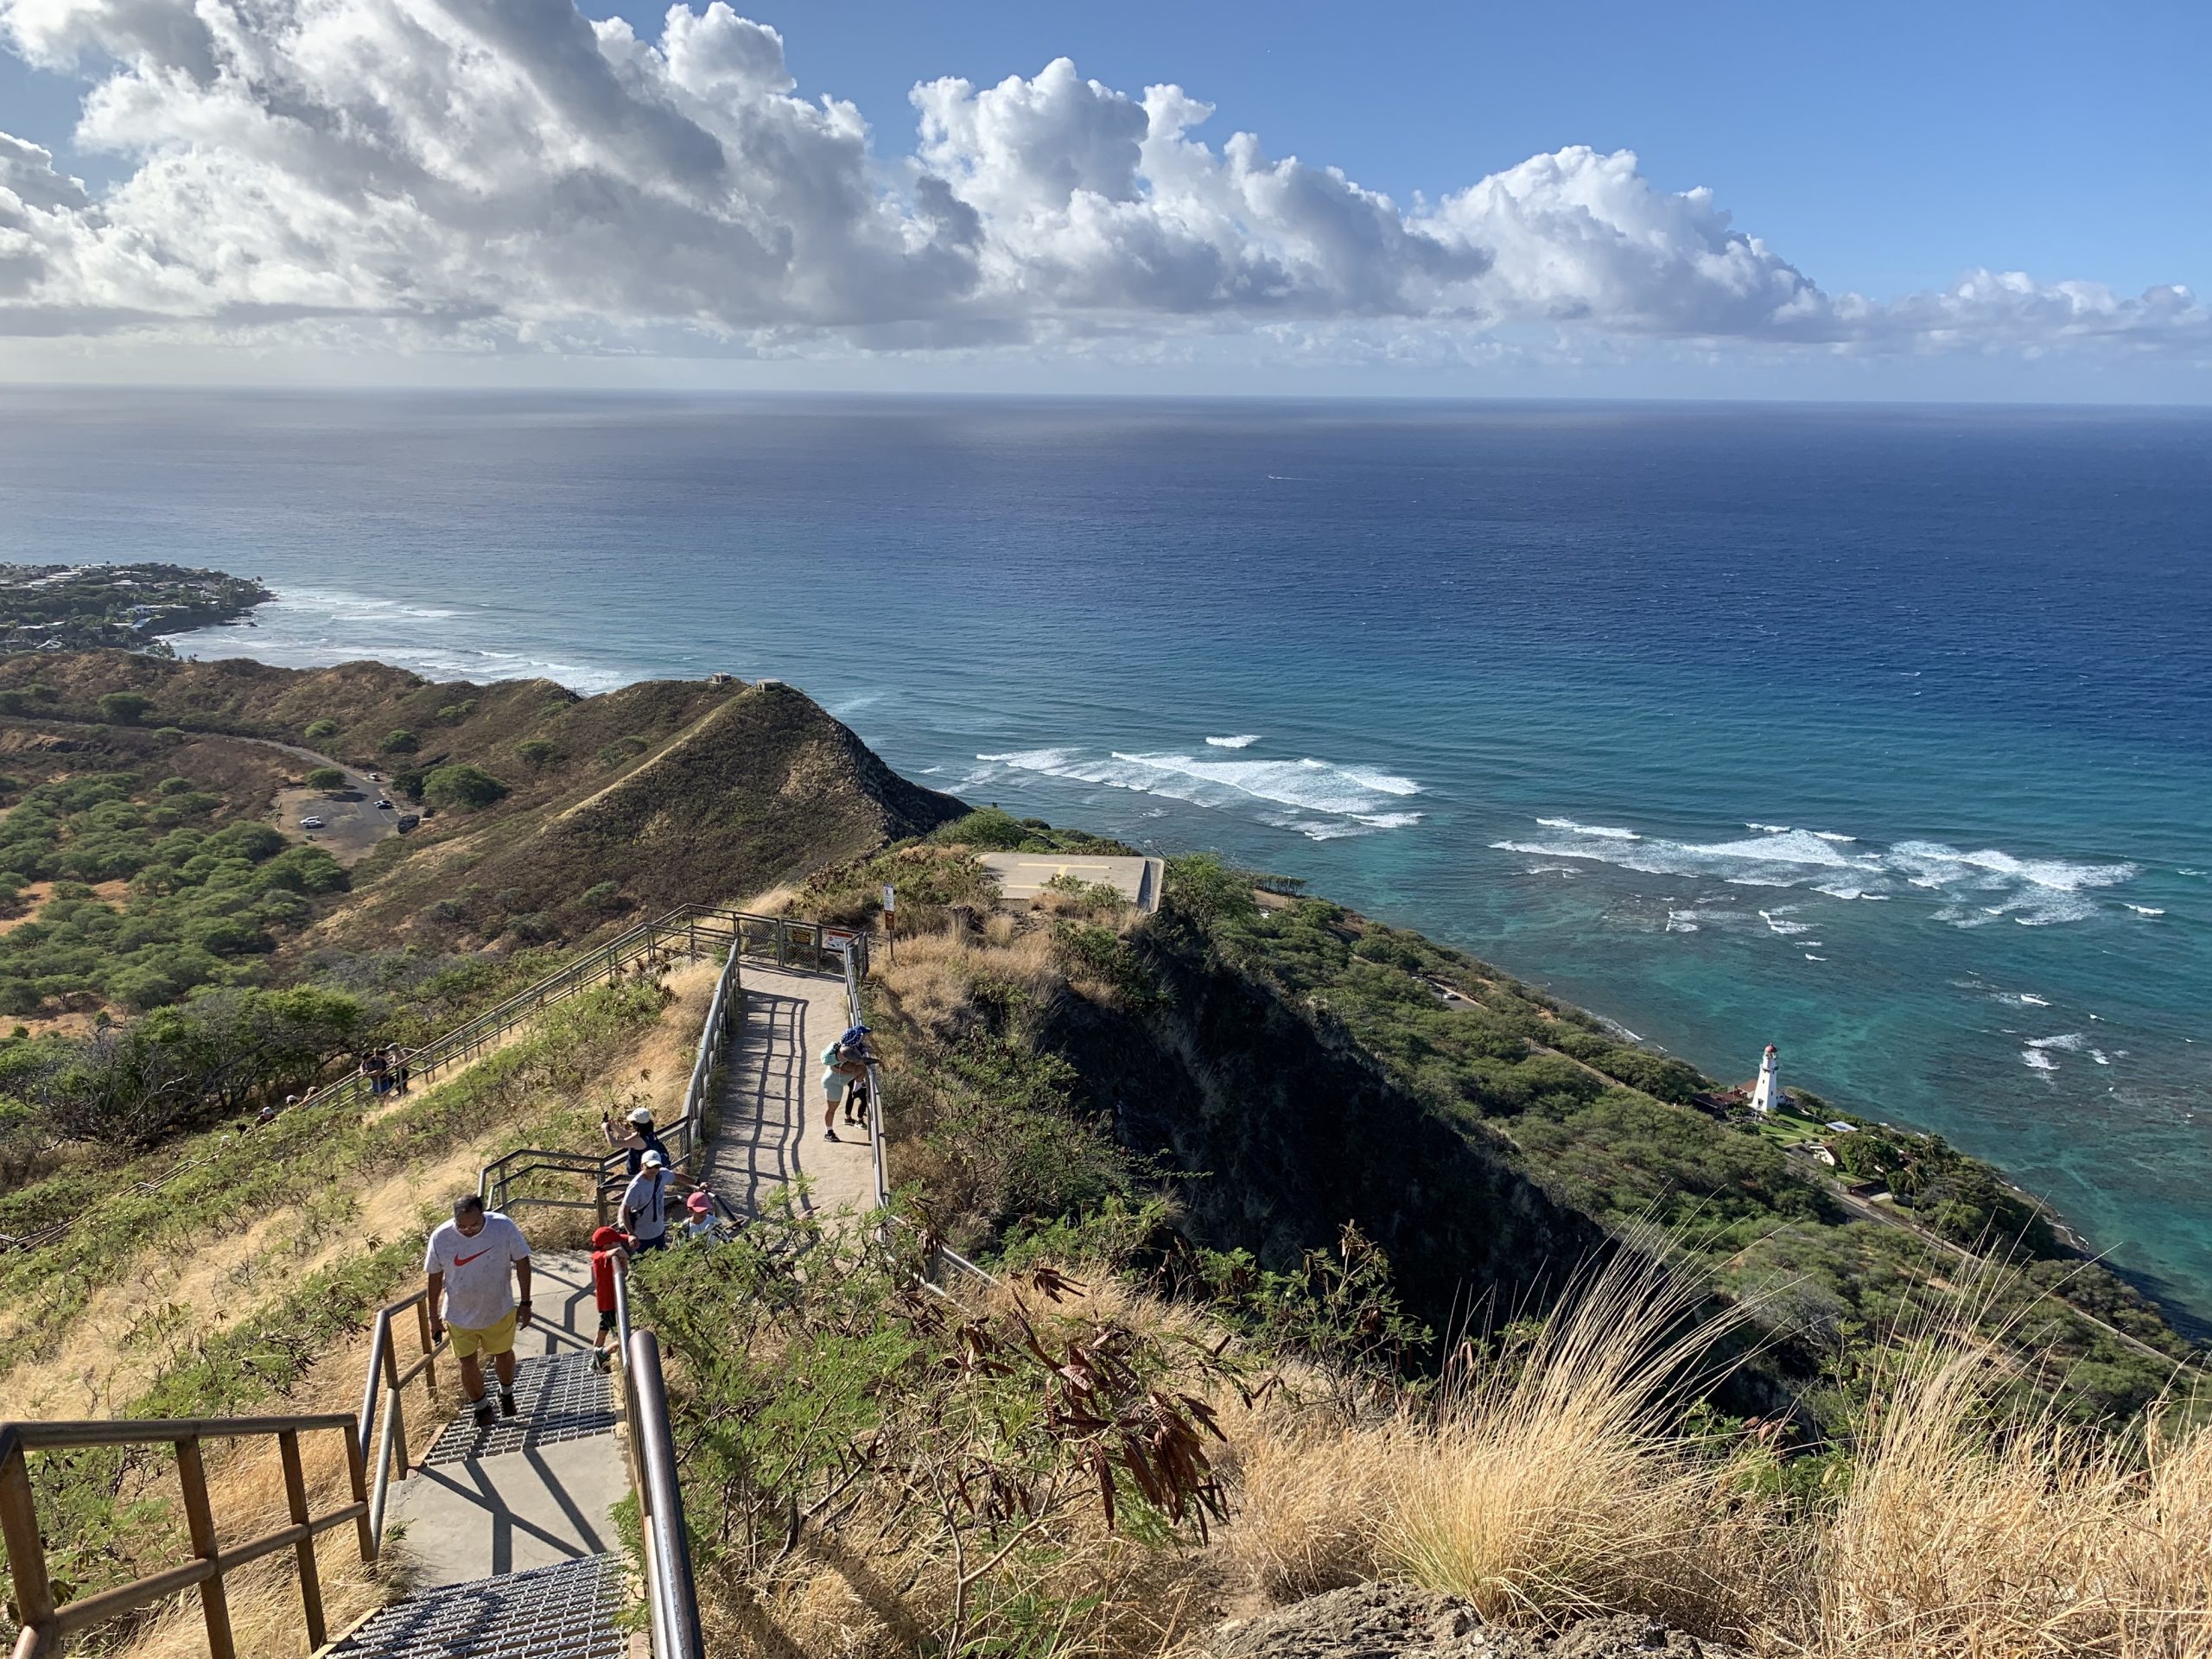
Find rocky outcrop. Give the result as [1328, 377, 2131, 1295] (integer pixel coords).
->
[1202, 1584, 1751, 1659]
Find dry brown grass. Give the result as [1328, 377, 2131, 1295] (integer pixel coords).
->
[1379, 1248, 1769, 1634]
[1211, 1405, 1395, 1605]
[1210, 1250, 2212, 1659]
[1811, 1344, 2212, 1659]
[873, 914, 1065, 1036]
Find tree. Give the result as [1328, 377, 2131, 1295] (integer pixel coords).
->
[378, 729, 419, 754]
[517, 739, 558, 771]
[303, 767, 345, 792]
[581, 880, 624, 913]
[98, 692, 154, 724]
[422, 764, 509, 810]
[302, 718, 340, 740]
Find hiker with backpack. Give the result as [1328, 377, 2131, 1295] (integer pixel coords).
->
[820, 1033, 869, 1141]
[619, 1148, 696, 1251]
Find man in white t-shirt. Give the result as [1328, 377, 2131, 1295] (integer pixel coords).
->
[425, 1194, 533, 1428]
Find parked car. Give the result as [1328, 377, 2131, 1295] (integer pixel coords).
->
[397, 814, 420, 832]
[375, 798, 393, 809]
[299, 817, 325, 830]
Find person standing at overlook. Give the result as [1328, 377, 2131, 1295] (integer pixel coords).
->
[424, 1194, 533, 1429]
[602, 1103, 671, 1175]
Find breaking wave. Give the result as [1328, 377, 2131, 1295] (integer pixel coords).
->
[974, 745, 1422, 841]
[169, 585, 636, 695]
[1205, 734, 1262, 748]
[1493, 816, 2139, 927]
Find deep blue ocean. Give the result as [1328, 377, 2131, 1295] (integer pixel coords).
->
[2, 391, 2208, 1325]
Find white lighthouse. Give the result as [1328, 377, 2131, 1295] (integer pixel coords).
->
[1750, 1044, 1783, 1115]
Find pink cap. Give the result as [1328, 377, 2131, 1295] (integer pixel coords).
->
[686, 1191, 712, 1214]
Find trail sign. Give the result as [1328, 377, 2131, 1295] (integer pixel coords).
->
[881, 885, 896, 912]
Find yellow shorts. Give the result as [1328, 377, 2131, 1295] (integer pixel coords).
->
[448, 1309, 518, 1360]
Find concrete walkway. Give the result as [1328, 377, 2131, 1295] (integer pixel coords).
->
[385, 1252, 626, 1590]
[356, 953, 878, 1652]
[700, 963, 876, 1225]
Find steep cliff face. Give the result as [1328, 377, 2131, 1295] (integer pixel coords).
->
[1039, 920, 1610, 1335]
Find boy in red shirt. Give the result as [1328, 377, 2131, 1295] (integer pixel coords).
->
[589, 1224, 630, 1372]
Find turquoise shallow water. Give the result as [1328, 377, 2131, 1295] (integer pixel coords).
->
[2, 391, 2208, 1324]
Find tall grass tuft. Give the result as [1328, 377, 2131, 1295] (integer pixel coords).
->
[1381, 1243, 1770, 1634]
[1815, 1337, 2212, 1659]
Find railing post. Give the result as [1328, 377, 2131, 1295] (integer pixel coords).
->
[381, 1343, 410, 1478]
[173, 1437, 237, 1659]
[0, 1438, 56, 1645]
[343, 1423, 374, 1566]
[276, 1431, 327, 1650]
[414, 1297, 439, 1398]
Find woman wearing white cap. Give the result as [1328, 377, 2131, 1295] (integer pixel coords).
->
[601, 1103, 671, 1177]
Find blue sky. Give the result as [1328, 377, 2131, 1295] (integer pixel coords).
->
[0, 0, 2207, 393]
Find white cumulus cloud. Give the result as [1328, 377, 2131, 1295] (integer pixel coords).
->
[0, 0, 2203, 364]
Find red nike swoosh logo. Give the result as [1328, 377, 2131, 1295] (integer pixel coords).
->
[454, 1249, 491, 1267]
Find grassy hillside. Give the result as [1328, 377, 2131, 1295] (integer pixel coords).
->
[0, 652, 962, 963]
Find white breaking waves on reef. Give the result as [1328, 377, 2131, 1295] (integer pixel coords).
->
[973, 745, 1421, 840]
[1497, 817, 2142, 928]
[177, 587, 635, 694]
[0, 3, 2205, 359]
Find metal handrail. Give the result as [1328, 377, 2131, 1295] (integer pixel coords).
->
[285, 903, 776, 1128]
[625, 1331, 702, 1659]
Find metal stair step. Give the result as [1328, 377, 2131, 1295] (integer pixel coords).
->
[325, 1552, 628, 1659]
[422, 1351, 617, 1466]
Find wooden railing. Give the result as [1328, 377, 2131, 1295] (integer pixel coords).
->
[0, 1414, 372, 1659]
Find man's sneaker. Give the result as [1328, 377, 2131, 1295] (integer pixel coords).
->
[472, 1399, 494, 1429]
[499, 1389, 518, 1419]
[825, 1128, 839, 1141]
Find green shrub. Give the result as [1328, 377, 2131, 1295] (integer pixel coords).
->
[302, 767, 344, 791]
[518, 739, 558, 771]
[422, 764, 509, 810]
[0, 691, 25, 715]
[931, 806, 1031, 850]
[378, 728, 419, 754]
[302, 718, 340, 740]
[97, 691, 154, 724]
[433, 700, 475, 726]
[580, 880, 624, 913]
